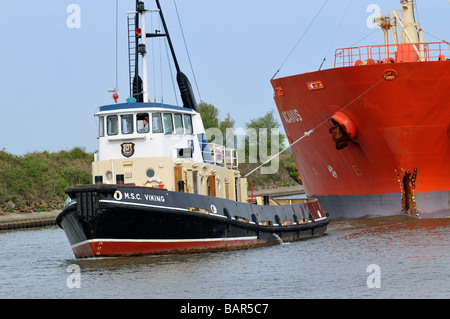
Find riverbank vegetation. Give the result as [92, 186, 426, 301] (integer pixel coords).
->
[0, 147, 93, 214]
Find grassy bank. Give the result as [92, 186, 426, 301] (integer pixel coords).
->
[0, 147, 93, 214]
[239, 152, 301, 190]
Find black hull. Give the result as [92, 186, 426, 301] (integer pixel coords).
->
[57, 185, 329, 258]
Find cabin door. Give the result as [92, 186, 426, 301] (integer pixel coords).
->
[208, 175, 216, 197]
[192, 170, 199, 194]
[174, 166, 183, 191]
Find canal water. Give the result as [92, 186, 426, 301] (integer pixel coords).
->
[0, 216, 448, 299]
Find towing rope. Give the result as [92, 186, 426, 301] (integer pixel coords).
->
[244, 78, 384, 177]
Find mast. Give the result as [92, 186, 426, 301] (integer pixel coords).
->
[137, 1, 149, 102]
[400, 0, 419, 44]
[374, 0, 422, 60]
[134, 3, 140, 101]
[128, 0, 198, 111]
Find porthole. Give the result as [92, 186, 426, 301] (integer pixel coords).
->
[105, 171, 113, 181]
[146, 168, 155, 178]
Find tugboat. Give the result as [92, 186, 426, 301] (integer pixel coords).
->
[57, 0, 329, 258]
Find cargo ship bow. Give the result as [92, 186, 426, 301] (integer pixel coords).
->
[271, 0, 450, 219]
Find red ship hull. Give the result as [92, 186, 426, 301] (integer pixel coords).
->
[71, 237, 259, 258]
[272, 60, 450, 219]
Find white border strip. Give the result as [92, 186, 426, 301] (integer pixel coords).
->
[99, 199, 188, 212]
[72, 236, 257, 249]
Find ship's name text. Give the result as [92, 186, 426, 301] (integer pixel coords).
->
[282, 109, 302, 123]
[114, 190, 165, 203]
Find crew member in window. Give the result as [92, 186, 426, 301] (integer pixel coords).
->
[139, 118, 149, 133]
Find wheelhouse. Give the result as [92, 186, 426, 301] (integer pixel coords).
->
[98, 104, 195, 137]
[92, 102, 246, 202]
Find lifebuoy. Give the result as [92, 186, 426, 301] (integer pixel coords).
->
[145, 177, 164, 188]
[331, 112, 358, 139]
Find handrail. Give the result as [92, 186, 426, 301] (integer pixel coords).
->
[199, 142, 239, 169]
[334, 42, 450, 68]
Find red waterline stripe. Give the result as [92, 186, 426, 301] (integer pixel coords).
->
[72, 237, 258, 257]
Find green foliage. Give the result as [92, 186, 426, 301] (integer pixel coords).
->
[239, 153, 301, 189]
[284, 155, 302, 185]
[197, 103, 298, 189]
[0, 148, 93, 212]
[198, 101, 236, 143]
[245, 109, 285, 151]
[219, 113, 235, 137]
[243, 109, 286, 165]
[198, 101, 219, 130]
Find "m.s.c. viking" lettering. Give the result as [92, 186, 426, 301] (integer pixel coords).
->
[114, 190, 165, 203]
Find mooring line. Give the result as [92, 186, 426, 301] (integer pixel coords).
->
[244, 78, 384, 177]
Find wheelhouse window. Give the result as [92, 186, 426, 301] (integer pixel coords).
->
[107, 115, 119, 136]
[152, 113, 163, 133]
[163, 113, 174, 134]
[121, 114, 134, 135]
[174, 113, 184, 134]
[137, 113, 149, 134]
[184, 114, 193, 134]
[98, 116, 105, 137]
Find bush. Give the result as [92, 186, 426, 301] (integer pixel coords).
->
[0, 148, 93, 212]
[239, 153, 301, 190]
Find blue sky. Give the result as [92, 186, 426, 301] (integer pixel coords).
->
[0, 0, 449, 155]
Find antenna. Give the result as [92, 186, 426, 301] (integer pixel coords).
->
[155, 0, 198, 112]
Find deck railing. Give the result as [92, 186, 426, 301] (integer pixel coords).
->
[200, 142, 239, 170]
[334, 42, 450, 68]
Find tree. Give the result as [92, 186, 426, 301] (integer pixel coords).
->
[198, 101, 219, 130]
[198, 101, 236, 144]
[219, 113, 235, 137]
[245, 109, 285, 161]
